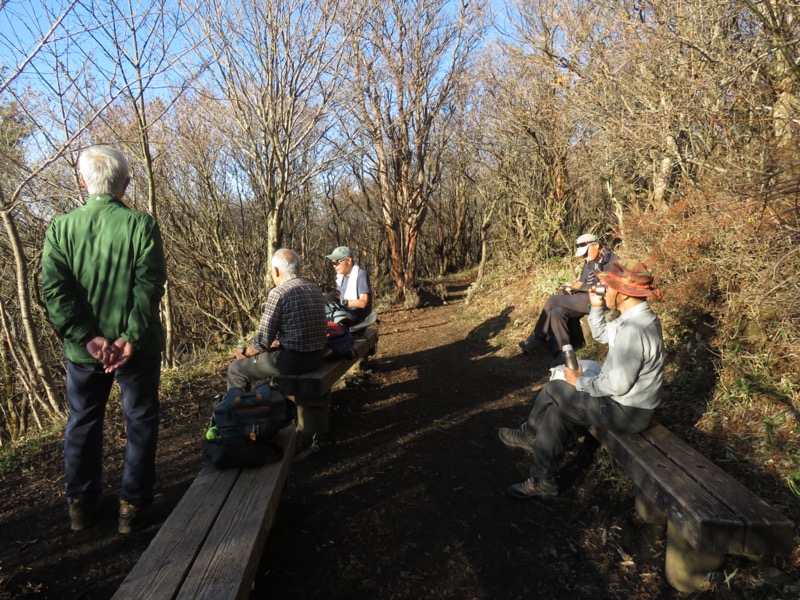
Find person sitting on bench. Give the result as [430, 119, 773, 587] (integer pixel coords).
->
[227, 248, 326, 391]
[499, 259, 664, 499]
[325, 245, 375, 330]
[519, 233, 616, 366]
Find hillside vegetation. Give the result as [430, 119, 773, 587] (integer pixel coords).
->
[0, 0, 798, 516]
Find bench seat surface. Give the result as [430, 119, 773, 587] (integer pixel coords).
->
[274, 327, 378, 398]
[112, 426, 296, 600]
[590, 422, 794, 556]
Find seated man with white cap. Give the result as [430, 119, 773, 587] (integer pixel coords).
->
[326, 245, 374, 328]
[519, 233, 616, 366]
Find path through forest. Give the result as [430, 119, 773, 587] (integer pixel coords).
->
[1, 277, 794, 599]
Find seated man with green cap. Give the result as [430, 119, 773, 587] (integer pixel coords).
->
[499, 259, 664, 499]
[325, 245, 374, 329]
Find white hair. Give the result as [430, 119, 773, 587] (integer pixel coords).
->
[78, 146, 129, 196]
[271, 248, 301, 277]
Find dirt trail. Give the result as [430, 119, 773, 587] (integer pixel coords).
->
[252, 281, 683, 599]
[1, 279, 785, 599]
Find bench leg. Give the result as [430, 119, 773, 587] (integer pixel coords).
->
[295, 392, 331, 434]
[297, 405, 329, 433]
[665, 521, 724, 593]
[635, 492, 666, 525]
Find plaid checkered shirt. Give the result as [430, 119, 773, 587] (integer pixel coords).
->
[253, 277, 326, 353]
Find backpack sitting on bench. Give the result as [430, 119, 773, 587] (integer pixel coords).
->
[324, 321, 356, 359]
[202, 384, 291, 469]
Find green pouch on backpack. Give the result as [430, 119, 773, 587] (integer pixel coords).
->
[201, 384, 291, 469]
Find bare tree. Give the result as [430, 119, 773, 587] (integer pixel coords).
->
[76, 0, 200, 367]
[343, 0, 488, 300]
[189, 0, 358, 291]
[0, 0, 138, 437]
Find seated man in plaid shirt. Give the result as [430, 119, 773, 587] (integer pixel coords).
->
[227, 248, 327, 391]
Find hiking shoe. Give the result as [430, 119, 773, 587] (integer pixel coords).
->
[498, 427, 535, 452]
[118, 499, 162, 535]
[69, 496, 102, 532]
[508, 477, 558, 500]
[519, 338, 549, 355]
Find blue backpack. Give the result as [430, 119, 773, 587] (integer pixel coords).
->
[201, 384, 291, 468]
[325, 321, 356, 359]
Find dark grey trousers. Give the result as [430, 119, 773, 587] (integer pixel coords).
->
[527, 292, 591, 351]
[525, 380, 654, 479]
[226, 348, 324, 390]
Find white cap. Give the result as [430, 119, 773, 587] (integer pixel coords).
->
[574, 233, 598, 257]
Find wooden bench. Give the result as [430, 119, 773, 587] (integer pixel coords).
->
[112, 426, 295, 599]
[589, 421, 794, 592]
[567, 315, 589, 350]
[273, 327, 378, 434]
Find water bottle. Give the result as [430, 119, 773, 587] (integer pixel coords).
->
[236, 338, 251, 362]
[562, 344, 579, 370]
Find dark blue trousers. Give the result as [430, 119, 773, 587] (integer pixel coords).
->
[64, 354, 161, 506]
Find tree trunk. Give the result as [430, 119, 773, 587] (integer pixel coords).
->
[0, 209, 63, 419]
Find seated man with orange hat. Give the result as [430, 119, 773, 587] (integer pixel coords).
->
[498, 259, 664, 499]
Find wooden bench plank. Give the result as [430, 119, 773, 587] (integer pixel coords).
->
[273, 328, 378, 433]
[591, 423, 795, 557]
[112, 467, 240, 600]
[274, 328, 378, 398]
[176, 425, 296, 600]
[113, 426, 296, 600]
[590, 425, 744, 554]
[641, 424, 794, 556]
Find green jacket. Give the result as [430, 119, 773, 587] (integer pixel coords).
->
[42, 194, 167, 363]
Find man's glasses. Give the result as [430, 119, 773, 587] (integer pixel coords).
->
[331, 259, 345, 266]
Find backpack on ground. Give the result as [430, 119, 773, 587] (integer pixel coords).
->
[201, 384, 291, 469]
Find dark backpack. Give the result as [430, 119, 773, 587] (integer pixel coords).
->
[324, 320, 356, 359]
[201, 384, 291, 469]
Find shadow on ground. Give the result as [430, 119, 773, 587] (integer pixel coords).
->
[253, 289, 681, 600]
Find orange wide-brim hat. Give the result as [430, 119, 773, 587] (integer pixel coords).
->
[597, 259, 660, 298]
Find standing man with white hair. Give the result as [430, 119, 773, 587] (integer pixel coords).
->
[42, 145, 167, 534]
[519, 233, 616, 366]
[227, 248, 326, 391]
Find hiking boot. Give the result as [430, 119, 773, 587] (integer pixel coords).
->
[118, 498, 162, 535]
[69, 496, 102, 532]
[498, 427, 535, 452]
[519, 337, 549, 355]
[507, 476, 558, 500]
